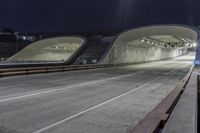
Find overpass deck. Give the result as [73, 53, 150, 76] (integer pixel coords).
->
[0, 53, 195, 133]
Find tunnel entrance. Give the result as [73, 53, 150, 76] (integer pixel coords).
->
[101, 25, 198, 64]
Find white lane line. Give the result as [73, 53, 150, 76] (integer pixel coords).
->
[33, 63, 192, 133]
[0, 61, 190, 101]
[32, 77, 160, 133]
[0, 71, 143, 103]
[0, 63, 190, 103]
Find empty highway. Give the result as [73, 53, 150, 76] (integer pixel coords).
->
[0, 53, 195, 133]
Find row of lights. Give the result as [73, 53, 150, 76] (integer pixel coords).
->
[180, 38, 197, 47]
[182, 38, 197, 47]
[140, 38, 196, 48]
[141, 39, 171, 47]
[51, 46, 77, 50]
[141, 39, 165, 45]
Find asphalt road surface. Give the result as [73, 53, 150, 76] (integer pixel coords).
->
[0, 53, 195, 133]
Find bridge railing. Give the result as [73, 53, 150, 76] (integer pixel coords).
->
[132, 66, 196, 133]
[0, 59, 159, 78]
[0, 63, 134, 78]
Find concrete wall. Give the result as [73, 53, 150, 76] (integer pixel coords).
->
[101, 26, 197, 64]
[101, 41, 188, 64]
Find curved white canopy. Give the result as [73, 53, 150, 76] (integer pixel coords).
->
[8, 36, 85, 62]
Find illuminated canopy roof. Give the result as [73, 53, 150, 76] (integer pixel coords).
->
[8, 36, 85, 63]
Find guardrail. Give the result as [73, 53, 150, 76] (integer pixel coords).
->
[0, 59, 157, 78]
[0, 62, 139, 78]
[131, 66, 194, 133]
[0, 56, 177, 78]
[0, 64, 114, 78]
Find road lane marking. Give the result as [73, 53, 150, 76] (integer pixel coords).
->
[32, 77, 160, 133]
[0, 63, 191, 103]
[32, 63, 191, 133]
[0, 71, 143, 103]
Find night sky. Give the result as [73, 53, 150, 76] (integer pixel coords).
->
[0, 0, 200, 33]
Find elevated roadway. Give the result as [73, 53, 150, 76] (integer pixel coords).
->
[0, 53, 195, 133]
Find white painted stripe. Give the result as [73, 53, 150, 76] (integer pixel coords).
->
[0, 71, 143, 103]
[0, 63, 190, 103]
[33, 63, 192, 133]
[32, 77, 160, 133]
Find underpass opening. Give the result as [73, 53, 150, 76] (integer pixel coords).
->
[101, 25, 198, 64]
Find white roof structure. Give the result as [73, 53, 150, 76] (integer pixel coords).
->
[8, 36, 85, 63]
